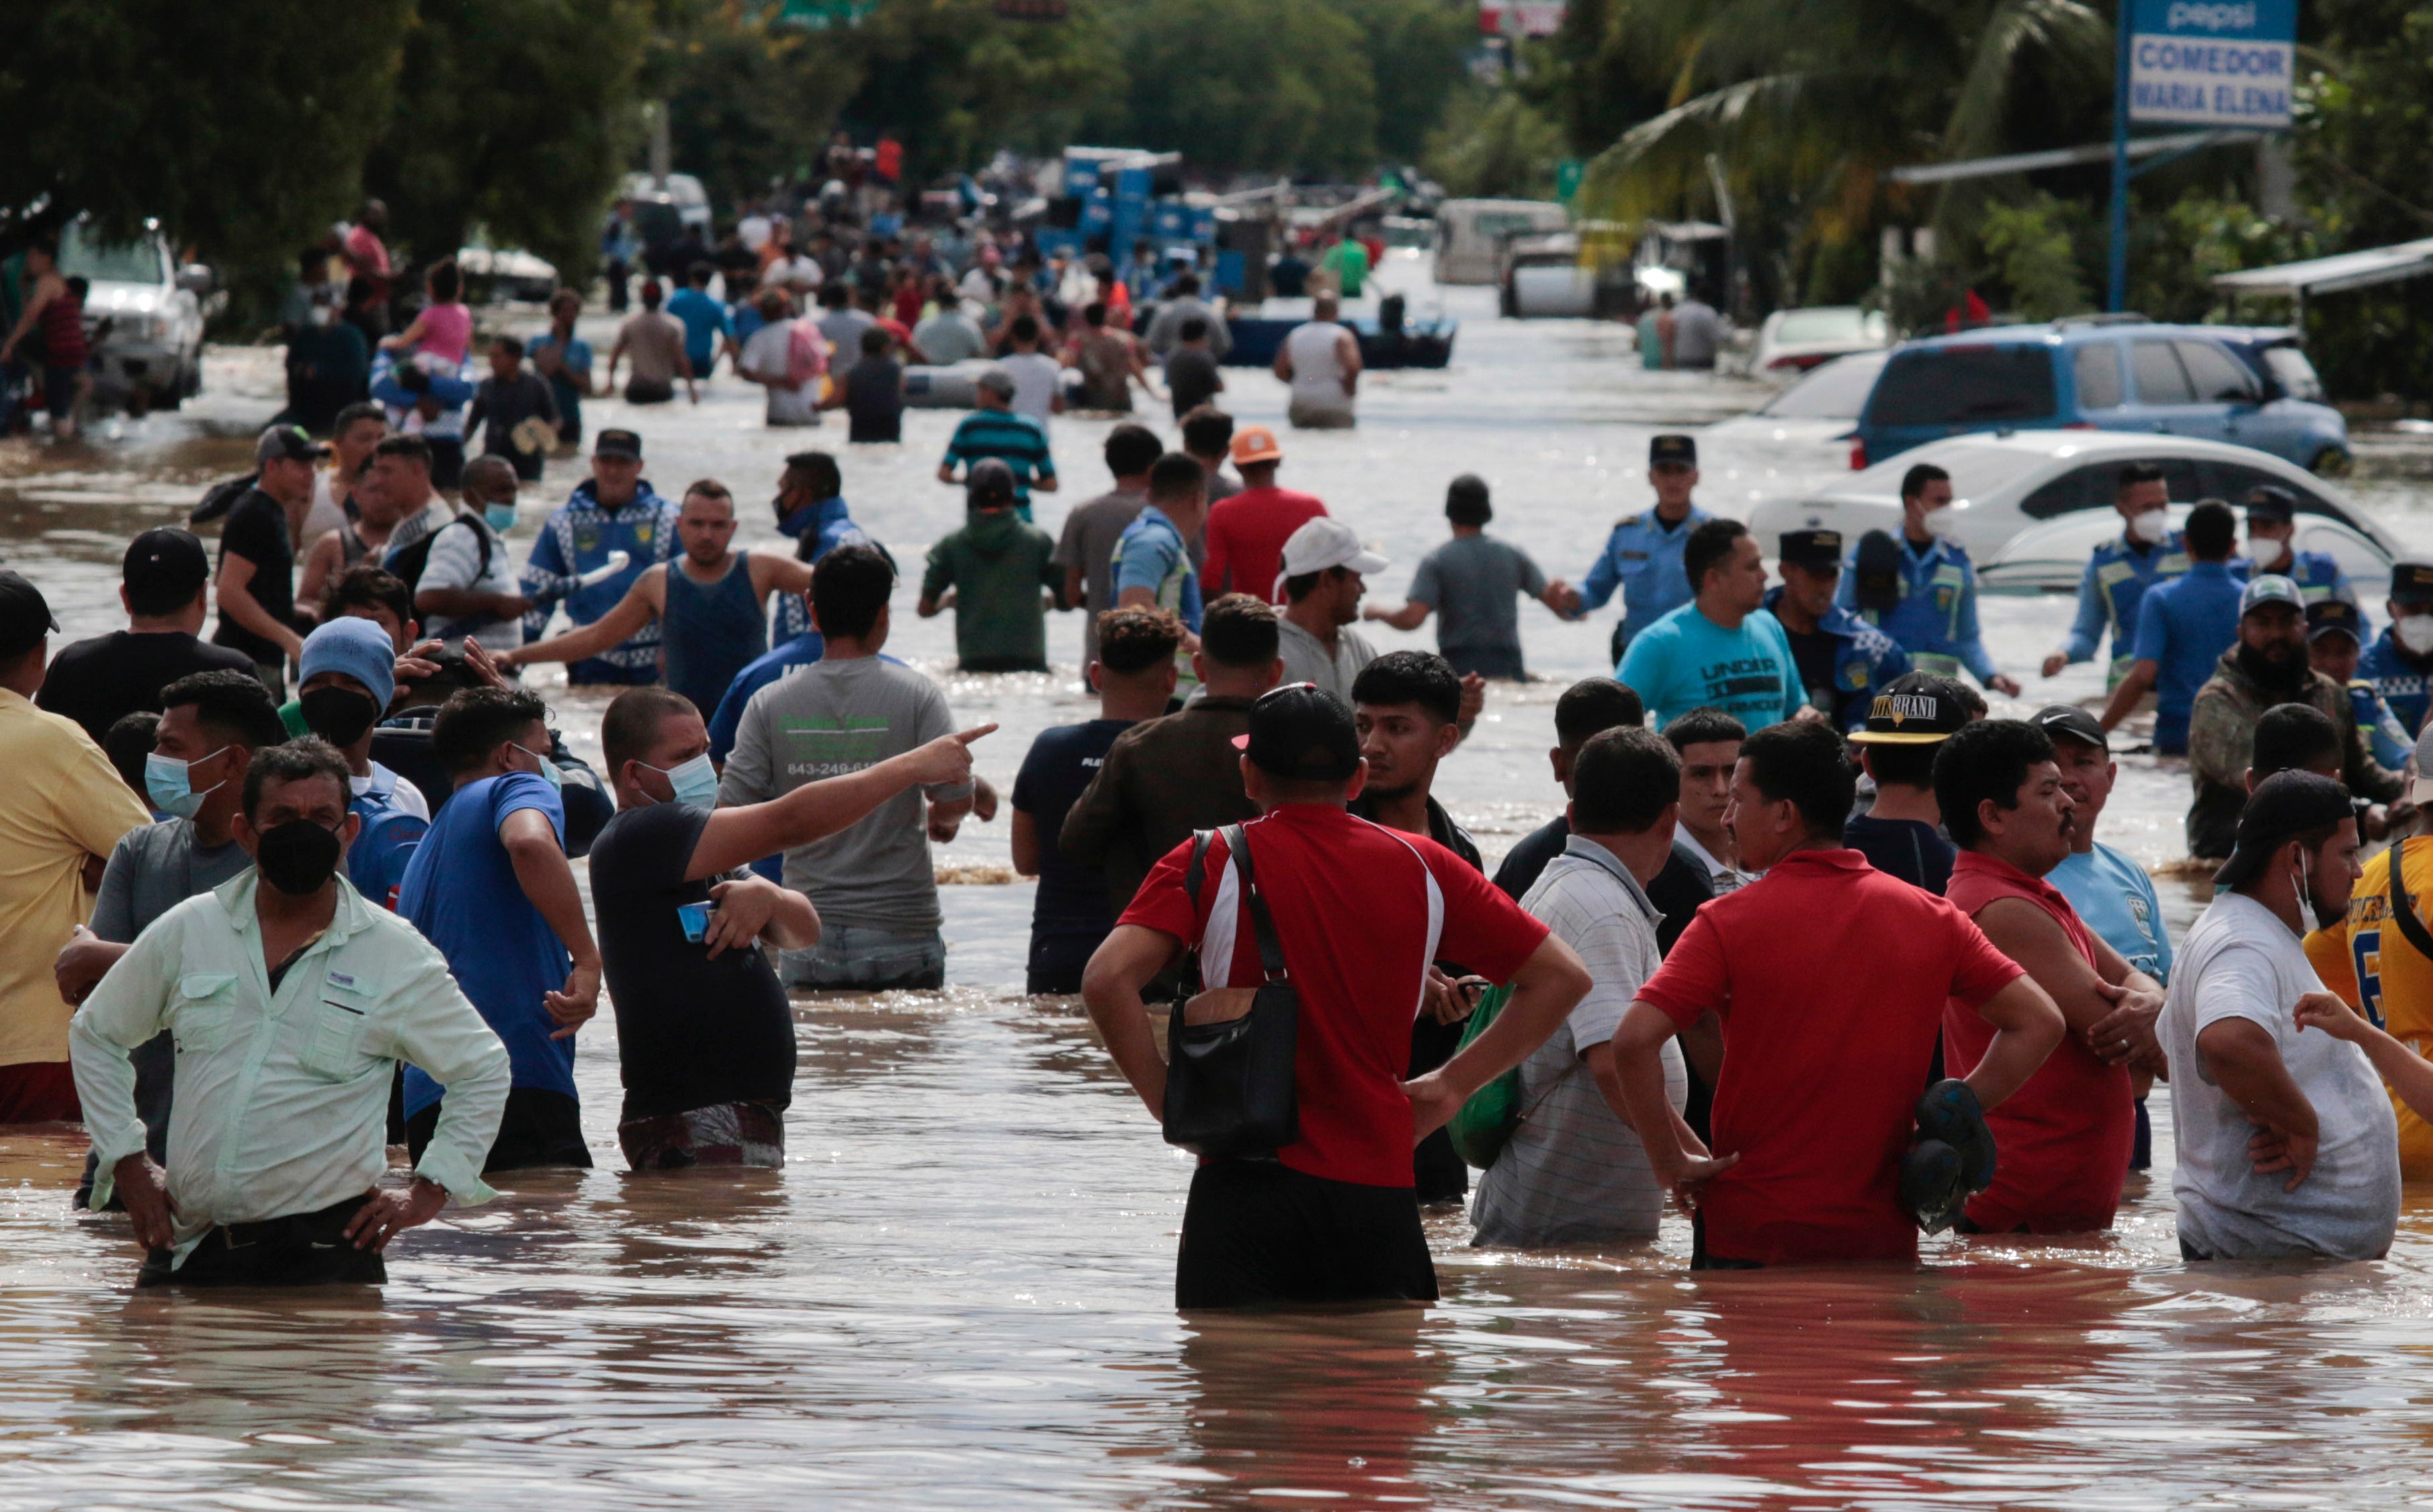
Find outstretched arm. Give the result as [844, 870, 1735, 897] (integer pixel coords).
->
[500, 570, 662, 667]
[689, 725, 995, 879]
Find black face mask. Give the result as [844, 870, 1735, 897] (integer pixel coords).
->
[298, 687, 380, 748]
[255, 819, 345, 896]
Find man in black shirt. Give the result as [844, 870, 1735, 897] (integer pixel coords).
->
[835, 326, 904, 443]
[1842, 670, 1967, 895]
[212, 425, 319, 693]
[39, 528, 256, 746]
[589, 686, 993, 1170]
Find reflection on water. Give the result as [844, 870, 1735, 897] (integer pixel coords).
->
[8, 263, 2433, 1504]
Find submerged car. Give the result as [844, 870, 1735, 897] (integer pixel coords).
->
[1748, 306, 1889, 376]
[1706, 350, 1889, 451]
[57, 218, 209, 412]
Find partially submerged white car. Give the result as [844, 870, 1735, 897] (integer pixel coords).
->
[1748, 429, 2401, 594]
[1706, 349, 1886, 452]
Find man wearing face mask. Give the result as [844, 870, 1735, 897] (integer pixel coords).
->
[2186, 575, 2399, 860]
[517, 429, 679, 683]
[589, 687, 992, 1170]
[2359, 560, 2433, 740]
[2042, 462, 2184, 686]
[1836, 463, 2022, 699]
[69, 740, 511, 1286]
[2100, 500, 2246, 754]
[294, 617, 429, 907]
[56, 671, 290, 1208]
[2242, 485, 2350, 607]
[396, 686, 601, 1172]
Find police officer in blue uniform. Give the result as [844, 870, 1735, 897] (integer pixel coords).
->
[1834, 461, 2022, 697]
[2307, 597, 2414, 770]
[2242, 484, 2352, 608]
[2360, 559, 2433, 739]
[1764, 527, 1909, 731]
[2042, 460, 2186, 688]
[1570, 433, 1710, 666]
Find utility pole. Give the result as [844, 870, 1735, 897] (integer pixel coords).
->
[2106, 1, 2131, 312]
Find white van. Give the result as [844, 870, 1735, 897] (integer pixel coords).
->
[1434, 199, 1569, 285]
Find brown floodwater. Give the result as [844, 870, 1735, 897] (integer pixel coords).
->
[3, 263, 2432, 1507]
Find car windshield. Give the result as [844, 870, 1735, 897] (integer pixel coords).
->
[1774, 308, 1880, 345]
[57, 224, 164, 286]
[1759, 352, 1887, 418]
[2263, 345, 2326, 402]
[1867, 345, 2057, 427]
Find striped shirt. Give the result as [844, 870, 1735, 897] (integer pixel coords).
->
[941, 410, 1056, 511]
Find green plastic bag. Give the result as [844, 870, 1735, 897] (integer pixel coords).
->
[1444, 984, 1518, 1169]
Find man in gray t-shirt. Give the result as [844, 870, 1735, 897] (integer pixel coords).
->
[1671, 296, 1722, 370]
[717, 548, 975, 990]
[1366, 476, 1570, 680]
[1054, 485, 1148, 668]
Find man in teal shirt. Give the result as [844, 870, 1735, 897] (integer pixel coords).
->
[1619, 519, 1806, 731]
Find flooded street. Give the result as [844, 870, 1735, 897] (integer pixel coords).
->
[7, 262, 2433, 1507]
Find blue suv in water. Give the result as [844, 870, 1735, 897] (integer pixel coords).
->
[1850, 318, 2350, 475]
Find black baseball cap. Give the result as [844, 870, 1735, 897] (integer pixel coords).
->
[2307, 596, 2366, 645]
[593, 429, 643, 459]
[0, 572, 58, 660]
[1779, 529, 1842, 570]
[2213, 769, 2356, 889]
[123, 527, 209, 601]
[966, 458, 1017, 508]
[255, 424, 329, 464]
[1231, 683, 1361, 783]
[2394, 559, 2433, 603]
[2033, 703, 2108, 754]
[2245, 484, 2299, 525]
[1650, 433, 1697, 468]
[1848, 670, 1969, 746]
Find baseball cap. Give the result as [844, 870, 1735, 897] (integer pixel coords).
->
[975, 366, 1017, 400]
[255, 424, 329, 465]
[2393, 558, 2433, 603]
[1848, 670, 1969, 746]
[122, 527, 210, 602]
[1275, 517, 1390, 596]
[2212, 769, 2356, 889]
[1230, 425, 1283, 466]
[1650, 433, 1697, 468]
[966, 458, 1017, 508]
[2239, 574, 2304, 618]
[0, 572, 58, 660]
[593, 429, 643, 459]
[2033, 703, 2109, 754]
[1230, 683, 1361, 783]
[2245, 484, 2299, 525]
[2307, 596, 2366, 645]
[1778, 528, 1843, 570]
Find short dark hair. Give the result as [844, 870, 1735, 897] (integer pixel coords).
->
[1181, 405, 1234, 458]
[427, 259, 462, 302]
[1104, 423, 1164, 478]
[333, 400, 386, 436]
[432, 686, 548, 776]
[1172, 272, 1201, 296]
[820, 282, 851, 308]
[1010, 314, 1040, 345]
[810, 542, 894, 641]
[159, 670, 289, 752]
[1555, 677, 1644, 746]
[1663, 707, 1747, 753]
[1738, 720, 1856, 842]
[2253, 701, 2342, 779]
[2117, 461, 2165, 494]
[243, 738, 353, 821]
[491, 334, 524, 360]
[1179, 316, 1208, 342]
[1934, 719, 2054, 850]
[688, 260, 716, 285]
[1900, 463, 1951, 503]
[1351, 650, 1461, 728]
[1096, 607, 1183, 674]
[1571, 726, 1680, 834]
[681, 478, 734, 510]
[602, 686, 697, 779]
[1199, 592, 1280, 668]
[1147, 452, 1205, 504]
[1084, 301, 1108, 326]
[321, 564, 413, 631]
[103, 711, 159, 798]
[372, 433, 432, 470]
[1682, 519, 1750, 594]
[1283, 570, 1327, 603]
[1445, 474, 1491, 527]
[783, 451, 842, 503]
[2185, 499, 2237, 560]
[859, 325, 891, 355]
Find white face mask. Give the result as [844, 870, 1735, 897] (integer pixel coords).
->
[2127, 509, 2168, 545]
[1920, 504, 1958, 539]
[2399, 615, 2433, 656]
[2241, 537, 2280, 564]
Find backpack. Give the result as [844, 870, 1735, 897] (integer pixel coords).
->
[190, 472, 259, 526]
[384, 513, 492, 594]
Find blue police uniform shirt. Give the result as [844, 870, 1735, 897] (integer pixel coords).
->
[1762, 584, 1910, 731]
[771, 494, 871, 644]
[1617, 601, 1807, 732]
[1836, 535, 2000, 684]
[521, 478, 681, 680]
[1578, 504, 1710, 648]
[2264, 548, 2351, 608]
[2049, 842, 2173, 985]
[2127, 560, 2244, 753]
[2351, 680, 2413, 770]
[2359, 628, 2433, 742]
[2063, 531, 2190, 682]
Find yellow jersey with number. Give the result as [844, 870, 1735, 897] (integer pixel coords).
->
[2305, 840, 2433, 1179]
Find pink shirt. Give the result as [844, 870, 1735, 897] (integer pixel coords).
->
[416, 302, 473, 365]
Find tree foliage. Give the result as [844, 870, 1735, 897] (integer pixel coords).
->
[647, 0, 867, 216]
[1103, 0, 1379, 175]
[845, 0, 1125, 183]
[1424, 90, 1565, 198]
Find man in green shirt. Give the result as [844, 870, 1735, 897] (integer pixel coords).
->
[918, 459, 1067, 672]
[1320, 230, 1371, 300]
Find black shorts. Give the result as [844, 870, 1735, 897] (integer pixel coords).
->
[1175, 1160, 1438, 1309]
[1025, 932, 1099, 995]
[138, 1194, 386, 1288]
[406, 1086, 593, 1173]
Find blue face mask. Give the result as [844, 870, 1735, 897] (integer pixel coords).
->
[513, 742, 565, 790]
[484, 502, 519, 534]
[644, 752, 719, 809]
[144, 747, 230, 820]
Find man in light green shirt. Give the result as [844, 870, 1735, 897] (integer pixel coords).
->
[71, 740, 511, 1286]
[1320, 232, 1370, 299]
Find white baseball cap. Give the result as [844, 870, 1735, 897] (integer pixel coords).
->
[1274, 517, 1389, 598]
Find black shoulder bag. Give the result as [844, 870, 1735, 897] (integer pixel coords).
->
[1162, 824, 1300, 1158]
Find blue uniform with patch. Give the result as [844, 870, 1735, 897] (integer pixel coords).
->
[771, 494, 872, 645]
[520, 478, 680, 682]
[2359, 629, 2433, 742]
[2351, 680, 2414, 770]
[2128, 560, 2244, 754]
[1578, 504, 1710, 651]
[1836, 535, 2000, 684]
[1762, 584, 1910, 731]
[2062, 531, 2190, 687]
[2262, 548, 2351, 609]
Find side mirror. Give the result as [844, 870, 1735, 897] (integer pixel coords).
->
[176, 263, 214, 295]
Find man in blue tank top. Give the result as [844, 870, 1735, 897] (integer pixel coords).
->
[499, 480, 815, 715]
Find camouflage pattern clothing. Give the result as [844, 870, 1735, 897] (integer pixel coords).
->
[2185, 654, 2402, 859]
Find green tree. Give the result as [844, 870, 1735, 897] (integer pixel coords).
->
[1107, 0, 1379, 174]
[1424, 90, 1565, 198]
[646, 1, 868, 214]
[844, 0, 1123, 182]
[1980, 192, 2090, 322]
[1323, 0, 1476, 163]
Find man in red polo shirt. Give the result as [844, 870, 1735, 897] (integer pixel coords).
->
[1201, 427, 1327, 601]
[1082, 684, 1591, 1307]
[1609, 719, 2065, 1267]
[1930, 717, 2164, 1233]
